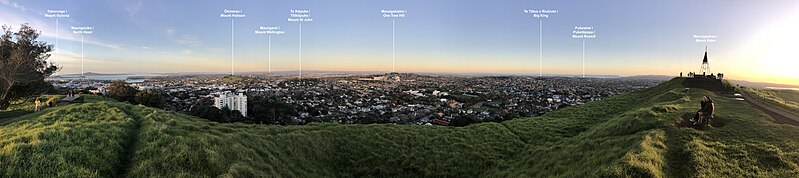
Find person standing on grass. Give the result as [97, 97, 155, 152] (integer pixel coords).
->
[34, 98, 40, 112]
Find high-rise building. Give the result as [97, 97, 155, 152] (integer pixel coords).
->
[213, 91, 248, 117]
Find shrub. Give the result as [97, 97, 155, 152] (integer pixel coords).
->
[135, 89, 165, 108]
[106, 80, 138, 103]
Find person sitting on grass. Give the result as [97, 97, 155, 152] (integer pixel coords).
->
[690, 96, 715, 126]
[700, 96, 715, 126]
[690, 96, 707, 123]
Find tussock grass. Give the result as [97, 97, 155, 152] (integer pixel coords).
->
[0, 101, 134, 177]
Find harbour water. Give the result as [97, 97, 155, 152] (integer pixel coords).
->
[47, 73, 164, 83]
[766, 87, 799, 91]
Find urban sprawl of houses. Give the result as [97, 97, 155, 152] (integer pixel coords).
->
[50, 73, 662, 126]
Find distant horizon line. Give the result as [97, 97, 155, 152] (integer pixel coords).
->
[53, 70, 653, 78]
[49, 71, 799, 89]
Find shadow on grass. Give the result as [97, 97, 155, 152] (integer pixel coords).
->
[675, 113, 726, 130]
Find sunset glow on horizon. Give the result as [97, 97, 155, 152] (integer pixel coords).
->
[1, 0, 798, 85]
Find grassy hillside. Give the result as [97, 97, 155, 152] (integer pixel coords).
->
[743, 87, 799, 117]
[0, 95, 63, 119]
[1, 78, 798, 177]
[0, 101, 135, 177]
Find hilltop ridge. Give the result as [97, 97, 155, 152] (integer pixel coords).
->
[1, 78, 798, 177]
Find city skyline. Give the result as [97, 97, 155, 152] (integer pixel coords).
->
[1, 0, 798, 85]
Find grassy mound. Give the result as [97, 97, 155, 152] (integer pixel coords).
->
[0, 101, 135, 177]
[1, 78, 798, 177]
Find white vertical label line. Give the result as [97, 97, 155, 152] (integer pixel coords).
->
[582, 40, 585, 78]
[299, 23, 302, 79]
[231, 19, 235, 75]
[81, 35, 84, 77]
[392, 19, 395, 73]
[268, 35, 272, 73]
[55, 19, 59, 75]
[539, 20, 543, 77]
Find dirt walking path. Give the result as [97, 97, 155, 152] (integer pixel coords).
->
[739, 91, 799, 125]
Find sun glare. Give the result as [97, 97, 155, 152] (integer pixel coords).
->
[751, 5, 799, 80]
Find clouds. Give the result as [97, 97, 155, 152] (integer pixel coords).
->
[0, 5, 123, 50]
[181, 49, 193, 55]
[0, 0, 26, 12]
[126, 1, 143, 16]
[74, 36, 124, 50]
[174, 35, 202, 46]
[165, 28, 203, 46]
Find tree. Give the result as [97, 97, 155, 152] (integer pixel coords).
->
[220, 107, 245, 123]
[106, 80, 137, 103]
[0, 24, 59, 109]
[247, 95, 297, 125]
[188, 99, 223, 122]
[450, 116, 479, 127]
[135, 89, 165, 108]
[187, 98, 245, 123]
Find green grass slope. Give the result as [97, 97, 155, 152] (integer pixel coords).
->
[0, 101, 135, 177]
[743, 87, 799, 117]
[1, 78, 798, 177]
[0, 95, 63, 119]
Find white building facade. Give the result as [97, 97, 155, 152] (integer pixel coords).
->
[213, 91, 248, 117]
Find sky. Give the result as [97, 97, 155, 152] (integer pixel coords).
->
[1, 0, 798, 85]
